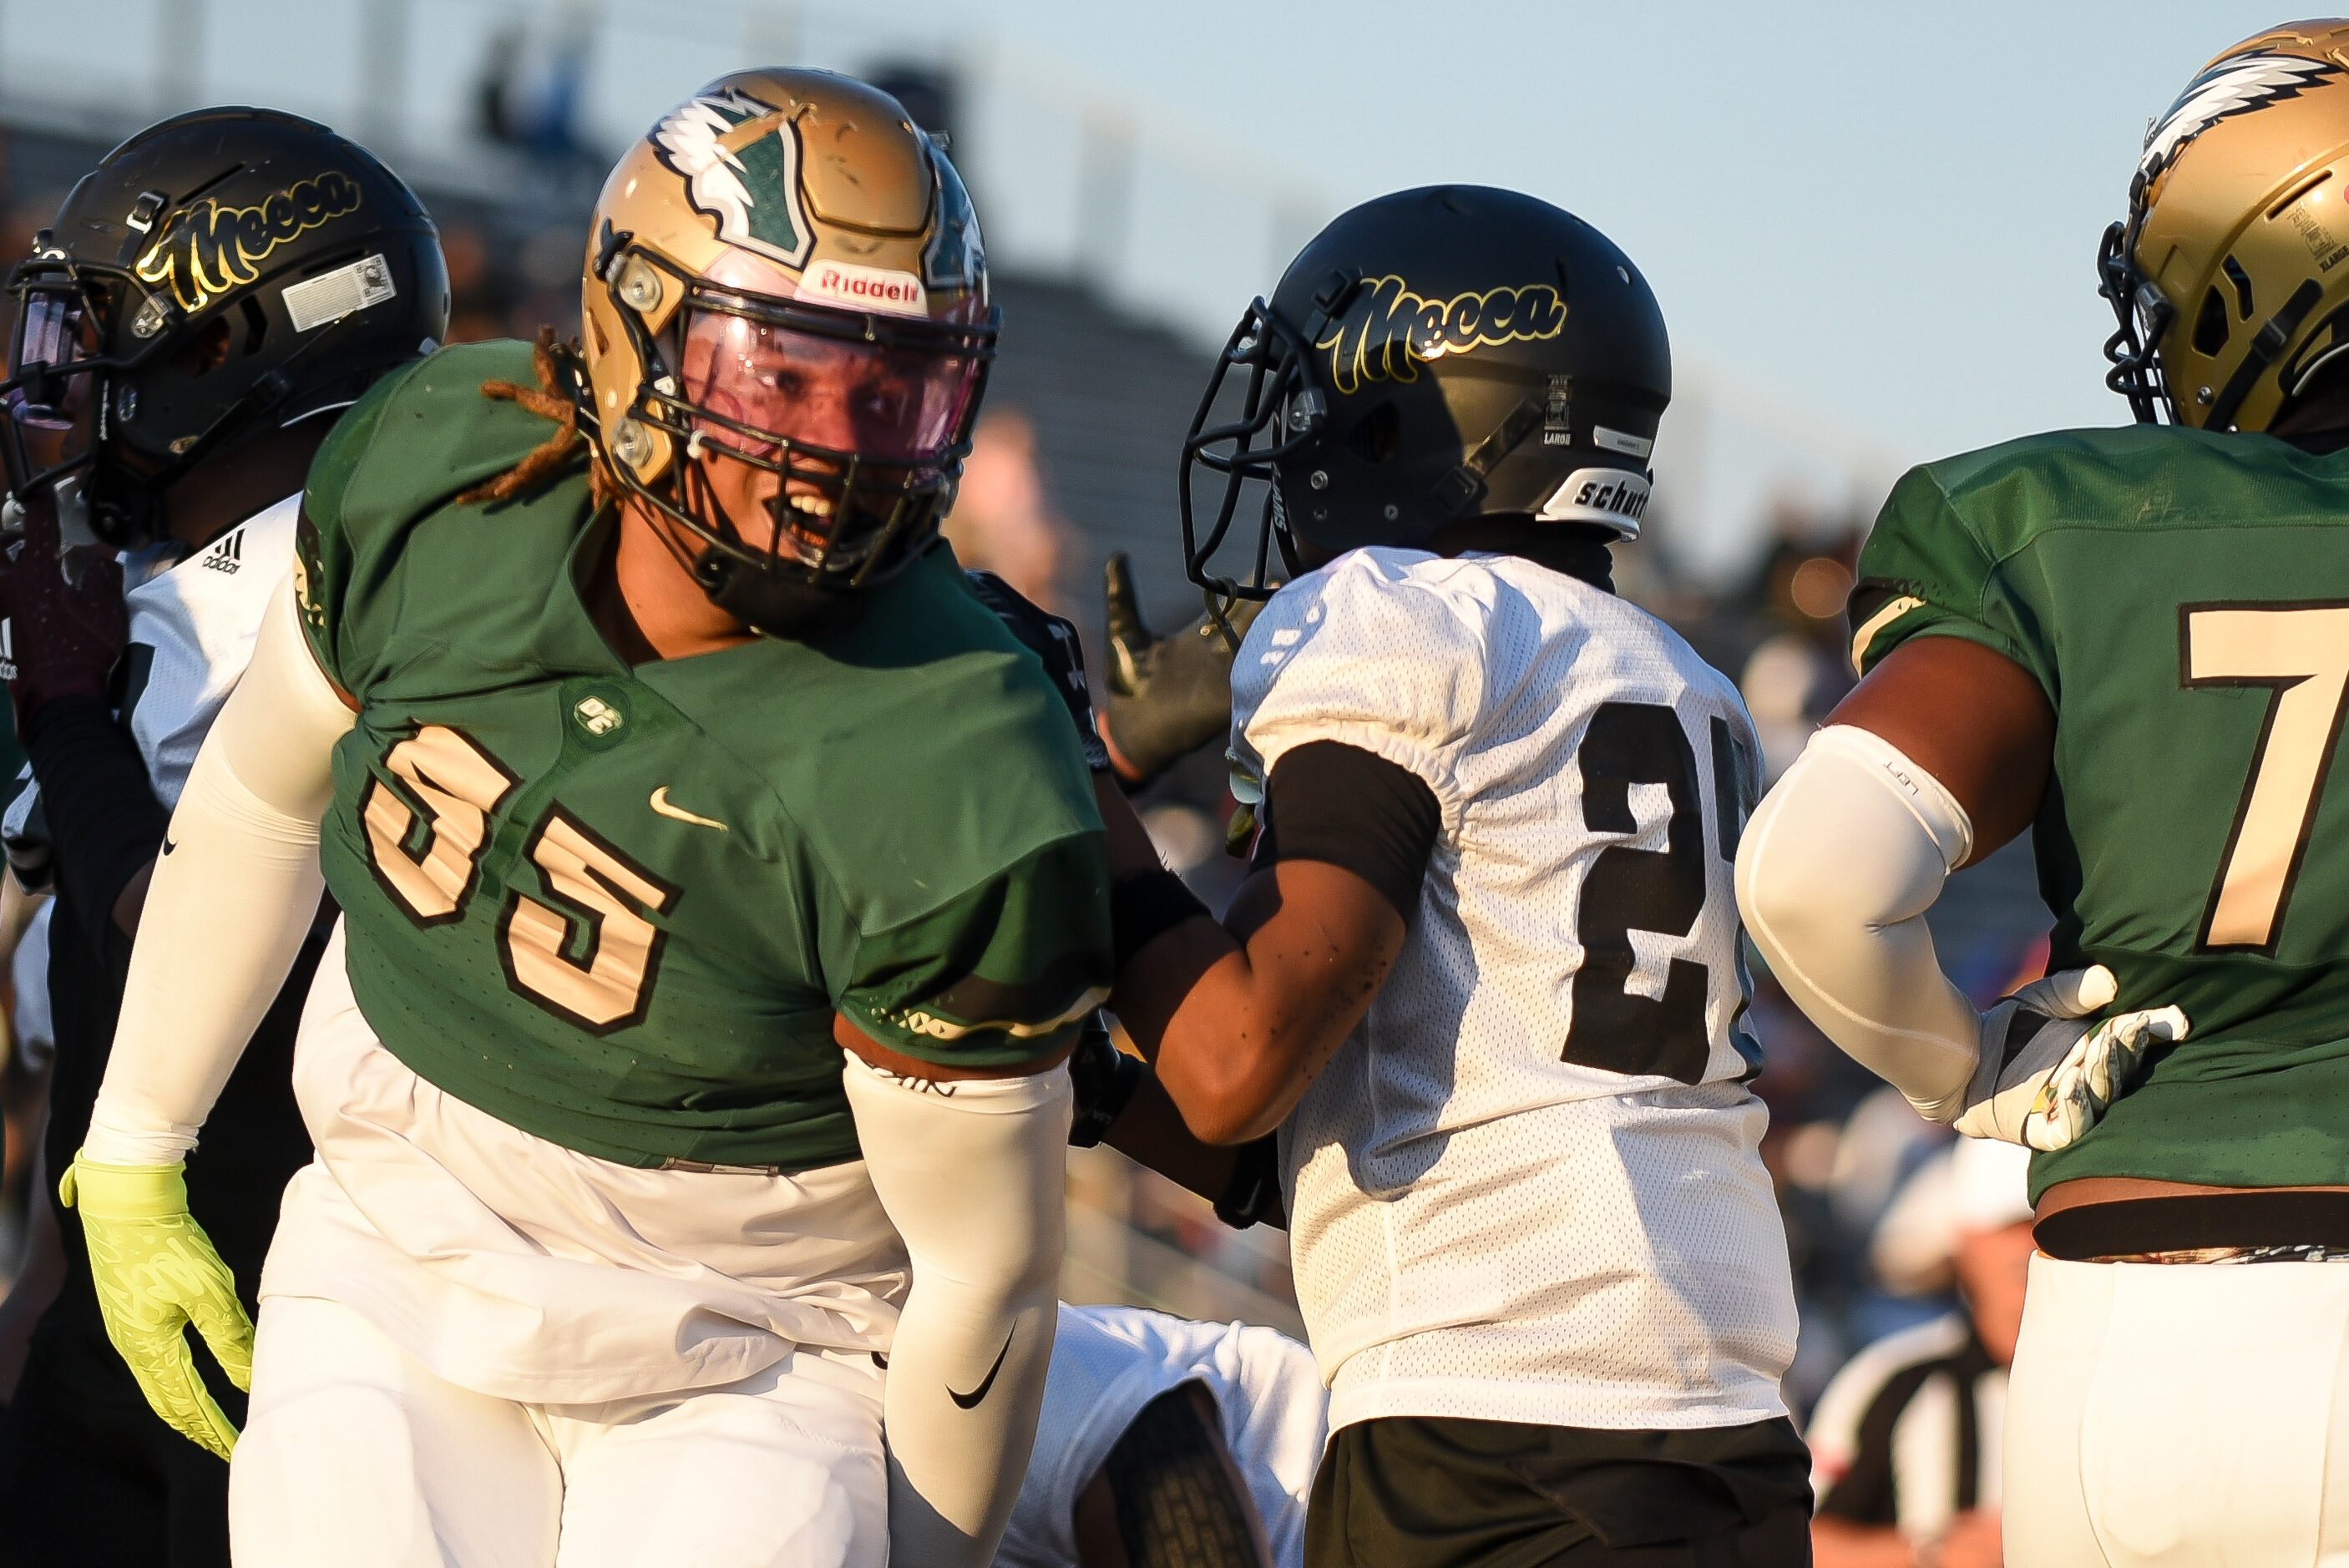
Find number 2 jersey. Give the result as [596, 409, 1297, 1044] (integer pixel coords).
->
[1853, 424, 2349, 1198]
[291, 339, 1111, 1175]
[1230, 547, 1798, 1435]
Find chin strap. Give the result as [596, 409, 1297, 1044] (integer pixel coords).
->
[690, 544, 864, 640]
[1428, 396, 1545, 521]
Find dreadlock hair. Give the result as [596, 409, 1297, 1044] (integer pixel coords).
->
[454, 326, 616, 508]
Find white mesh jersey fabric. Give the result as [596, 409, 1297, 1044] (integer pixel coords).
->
[2, 493, 299, 868]
[995, 1306, 1325, 1568]
[124, 494, 301, 809]
[1230, 547, 1798, 1433]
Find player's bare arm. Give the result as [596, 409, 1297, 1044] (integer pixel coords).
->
[1827, 635, 2349, 1210]
[1099, 798, 1404, 1146]
[1096, 1058, 1266, 1213]
[1825, 635, 2053, 863]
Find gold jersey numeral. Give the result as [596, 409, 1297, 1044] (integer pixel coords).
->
[499, 808, 681, 1034]
[361, 726, 519, 925]
[2183, 603, 2349, 953]
[360, 726, 680, 1032]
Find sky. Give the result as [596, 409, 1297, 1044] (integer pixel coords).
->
[0, 0, 2314, 570]
[866, 0, 2299, 462]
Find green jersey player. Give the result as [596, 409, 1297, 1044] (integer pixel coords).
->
[1739, 21, 2349, 1565]
[60, 69, 1109, 1568]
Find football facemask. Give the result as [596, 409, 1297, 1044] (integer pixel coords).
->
[1178, 297, 1321, 609]
[671, 303, 982, 579]
[1, 268, 119, 511]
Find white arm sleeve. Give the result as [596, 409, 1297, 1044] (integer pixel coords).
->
[843, 1051, 1071, 1568]
[80, 573, 353, 1166]
[1734, 724, 1982, 1120]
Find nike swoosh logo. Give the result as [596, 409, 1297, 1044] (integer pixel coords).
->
[650, 787, 727, 832]
[948, 1330, 1015, 1409]
[160, 837, 176, 857]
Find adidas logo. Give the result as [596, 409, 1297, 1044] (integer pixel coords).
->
[200, 529, 245, 574]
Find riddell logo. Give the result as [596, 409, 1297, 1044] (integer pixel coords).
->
[798, 260, 929, 318]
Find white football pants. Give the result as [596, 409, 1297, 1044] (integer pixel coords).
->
[2005, 1252, 2349, 1566]
[228, 1293, 888, 1568]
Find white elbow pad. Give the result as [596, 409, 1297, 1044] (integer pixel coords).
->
[844, 1053, 1071, 1568]
[1735, 725, 1984, 1117]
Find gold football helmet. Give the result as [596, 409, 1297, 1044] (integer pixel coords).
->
[579, 68, 994, 633]
[2103, 21, 2349, 430]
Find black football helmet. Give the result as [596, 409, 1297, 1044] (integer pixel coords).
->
[1181, 185, 1669, 602]
[0, 108, 448, 545]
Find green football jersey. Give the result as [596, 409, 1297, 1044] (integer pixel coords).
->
[1854, 424, 2349, 1198]
[292, 339, 1111, 1173]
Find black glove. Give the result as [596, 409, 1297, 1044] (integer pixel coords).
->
[1101, 553, 1264, 789]
[1214, 1135, 1286, 1232]
[0, 485, 125, 732]
[1066, 1013, 1146, 1149]
[965, 569, 1110, 773]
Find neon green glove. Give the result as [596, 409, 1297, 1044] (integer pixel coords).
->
[59, 1156, 253, 1459]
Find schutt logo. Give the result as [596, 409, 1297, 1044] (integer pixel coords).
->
[1316, 274, 1567, 396]
[134, 171, 364, 313]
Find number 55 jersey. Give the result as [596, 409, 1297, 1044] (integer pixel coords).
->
[1228, 547, 1798, 1436]
[1852, 424, 2349, 1200]
[294, 340, 1110, 1175]
[261, 339, 1110, 1398]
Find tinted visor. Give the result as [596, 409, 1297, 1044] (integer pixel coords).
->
[3, 276, 105, 493]
[680, 307, 980, 469]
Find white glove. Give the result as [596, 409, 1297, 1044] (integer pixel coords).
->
[1951, 965, 2188, 1151]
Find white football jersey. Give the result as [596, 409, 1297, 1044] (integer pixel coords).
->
[996, 1306, 1326, 1568]
[3, 493, 298, 865]
[1230, 547, 1799, 1434]
[119, 494, 300, 807]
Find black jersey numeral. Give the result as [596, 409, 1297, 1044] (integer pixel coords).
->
[1561, 701, 1748, 1083]
[2181, 603, 2349, 954]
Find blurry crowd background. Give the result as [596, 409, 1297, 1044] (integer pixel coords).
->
[0, 17, 2053, 1426]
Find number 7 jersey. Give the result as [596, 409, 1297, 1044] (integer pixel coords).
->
[1229, 548, 1796, 1434]
[1853, 423, 2349, 1196]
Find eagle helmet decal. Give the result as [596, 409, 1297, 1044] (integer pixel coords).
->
[648, 89, 813, 270]
[2139, 53, 2339, 187]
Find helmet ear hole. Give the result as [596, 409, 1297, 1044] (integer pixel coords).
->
[238, 296, 268, 357]
[2195, 286, 2230, 357]
[173, 316, 235, 378]
[2224, 255, 2256, 318]
[1345, 400, 1401, 463]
